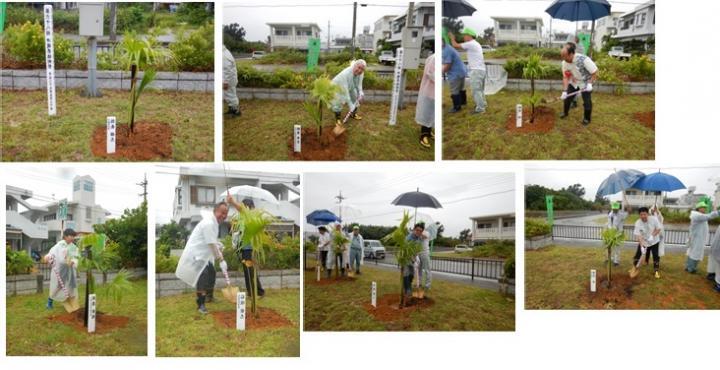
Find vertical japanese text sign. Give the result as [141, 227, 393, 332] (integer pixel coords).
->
[236, 292, 246, 331]
[88, 294, 96, 333]
[43, 5, 56, 115]
[106, 116, 116, 154]
[388, 47, 404, 125]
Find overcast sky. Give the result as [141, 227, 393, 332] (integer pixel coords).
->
[455, 0, 643, 36]
[303, 172, 515, 237]
[5, 165, 147, 218]
[525, 165, 720, 202]
[223, 1, 417, 42]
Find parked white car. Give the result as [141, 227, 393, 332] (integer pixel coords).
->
[481, 45, 496, 52]
[251, 51, 266, 59]
[363, 240, 386, 259]
[378, 50, 395, 65]
[608, 46, 631, 60]
[454, 244, 472, 253]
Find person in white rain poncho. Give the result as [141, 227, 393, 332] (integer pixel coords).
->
[415, 222, 435, 297]
[607, 201, 628, 265]
[44, 229, 79, 309]
[708, 224, 720, 292]
[415, 53, 435, 148]
[222, 45, 240, 117]
[685, 202, 719, 273]
[317, 225, 331, 271]
[326, 223, 349, 277]
[330, 60, 366, 128]
[175, 202, 229, 314]
[646, 205, 666, 261]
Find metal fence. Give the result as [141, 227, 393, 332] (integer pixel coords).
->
[369, 251, 506, 281]
[552, 224, 716, 246]
[34, 262, 51, 281]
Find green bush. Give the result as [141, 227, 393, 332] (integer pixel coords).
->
[156, 253, 180, 273]
[525, 218, 552, 238]
[503, 253, 516, 279]
[6, 247, 35, 276]
[170, 23, 214, 72]
[595, 54, 654, 82]
[504, 57, 562, 79]
[51, 9, 79, 32]
[3, 21, 74, 67]
[176, 3, 214, 26]
[116, 5, 146, 33]
[470, 239, 515, 259]
[220, 234, 300, 271]
[255, 49, 308, 65]
[486, 43, 562, 60]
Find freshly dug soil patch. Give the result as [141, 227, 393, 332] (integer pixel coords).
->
[306, 275, 357, 286]
[211, 307, 293, 330]
[506, 106, 556, 133]
[288, 126, 347, 160]
[90, 121, 172, 160]
[48, 310, 130, 334]
[363, 293, 435, 322]
[634, 111, 655, 130]
[583, 273, 640, 309]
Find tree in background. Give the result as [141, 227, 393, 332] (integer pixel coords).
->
[459, 228, 472, 243]
[442, 17, 464, 35]
[480, 27, 495, 47]
[93, 201, 147, 269]
[525, 184, 599, 211]
[223, 23, 268, 53]
[157, 220, 190, 251]
[176, 2, 214, 26]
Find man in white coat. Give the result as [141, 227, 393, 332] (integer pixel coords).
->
[175, 202, 229, 314]
[223, 45, 240, 117]
[317, 226, 331, 272]
[44, 229, 79, 310]
[685, 202, 719, 273]
[708, 224, 720, 292]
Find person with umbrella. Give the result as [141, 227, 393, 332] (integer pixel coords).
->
[607, 200, 628, 266]
[226, 195, 265, 298]
[348, 225, 365, 275]
[630, 207, 663, 279]
[404, 223, 427, 299]
[560, 42, 598, 126]
[442, 28, 467, 114]
[685, 202, 720, 274]
[448, 27, 487, 114]
[317, 225, 331, 272]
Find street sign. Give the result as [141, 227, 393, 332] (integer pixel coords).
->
[43, 5, 57, 115]
[58, 198, 68, 221]
[236, 292, 246, 331]
[590, 269, 597, 292]
[371, 281, 377, 308]
[545, 195, 554, 225]
[293, 124, 301, 152]
[88, 294, 96, 333]
[106, 116, 116, 154]
[515, 104, 522, 128]
[307, 38, 320, 72]
[0, 3, 7, 33]
[389, 47, 404, 126]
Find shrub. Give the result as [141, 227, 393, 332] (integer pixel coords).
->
[255, 49, 307, 65]
[525, 218, 552, 238]
[471, 239, 515, 259]
[116, 5, 146, 33]
[503, 253, 516, 279]
[6, 247, 35, 276]
[156, 253, 180, 273]
[487, 43, 562, 60]
[5, 4, 42, 27]
[176, 3, 214, 26]
[52, 9, 79, 32]
[171, 23, 214, 72]
[504, 57, 562, 79]
[220, 234, 300, 271]
[3, 21, 74, 67]
[236, 63, 268, 87]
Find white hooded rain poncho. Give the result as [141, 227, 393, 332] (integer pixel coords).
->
[222, 45, 239, 109]
[175, 211, 220, 288]
[708, 225, 720, 285]
[687, 209, 719, 261]
[415, 54, 435, 128]
[330, 60, 365, 113]
[47, 240, 79, 302]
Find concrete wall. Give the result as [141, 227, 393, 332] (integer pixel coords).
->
[236, 87, 419, 103]
[503, 78, 654, 94]
[6, 268, 147, 296]
[155, 269, 300, 297]
[1, 69, 214, 92]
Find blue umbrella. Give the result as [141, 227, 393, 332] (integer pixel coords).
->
[545, 0, 611, 55]
[596, 169, 645, 197]
[632, 172, 686, 192]
[305, 209, 341, 226]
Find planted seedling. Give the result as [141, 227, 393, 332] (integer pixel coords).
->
[303, 77, 342, 140]
[601, 228, 626, 288]
[128, 64, 157, 134]
[521, 54, 551, 123]
[382, 211, 422, 308]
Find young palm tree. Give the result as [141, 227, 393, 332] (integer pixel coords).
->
[383, 211, 422, 308]
[304, 77, 342, 138]
[521, 54, 551, 123]
[128, 65, 157, 134]
[601, 228, 626, 288]
[331, 230, 349, 278]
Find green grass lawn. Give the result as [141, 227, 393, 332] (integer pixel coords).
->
[1, 89, 214, 161]
[156, 288, 300, 357]
[442, 89, 654, 160]
[6, 279, 147, 356]
[223, 99, 434, 161]
[526, 245, 720, 309]
[304, 262, 515, 331]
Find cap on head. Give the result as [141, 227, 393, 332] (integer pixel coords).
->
[611, 202, 620, 210]
[460, 27, 477, 38]
[352, 225, 359, 230]
[63, 228, 77, 238]
[696, 201, 708, 210]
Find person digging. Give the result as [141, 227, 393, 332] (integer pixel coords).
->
[175, 202, 229, 314]
[560, 42, 598, 126]
[348, 225, 365, 276]
[226, 195, 265, 298]
[449, 27, 487, 114]
[630, 207, 663, 279]
[44, 228, 80, 310]
[405, 223, 428, 299]
[223, 44, 241, 117]
[685, 202, 720, 273]
[331, 60, 366, 130]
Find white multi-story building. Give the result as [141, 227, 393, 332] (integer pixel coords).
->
[6, 186, 49, 255]
[613, 0, 655, 42]
[492, 16, 543, 47]
[171, 167, 301, 238]
[267, 22, 321, 51]
[470, 213, 516, 244]
[357, 25, 374, 52]
[591, 11, 624, 50]
[388, 2, 434, 46]
[622, 188, 665, 208]
[373, 15, 396, 51]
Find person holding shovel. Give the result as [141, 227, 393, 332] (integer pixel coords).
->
[560, 42, 598, 126]
[415, 52, 435, 149]
[326, 223, 348, 278]
[685, 202, 720, 273]
[442, 28, 467, 114]
[44, 229, 79, 310]
[646, 205, 666, 265]
[226, 195, 265, 298]
[348, 225, 364, 275]
[403, 223, 426, 299]
[607, 201, 628, 266]
[630, 207, 663, 279]
[175, 202, 229, 314]
[412, 223, 432, 298]
[331, 59, 366, 129]
[222, 45, 241, 117]
[317, 225, 331, 272]
[449, 27, 487, 114]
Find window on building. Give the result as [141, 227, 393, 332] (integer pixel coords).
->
[499, 22, 513, 30]
[503, 221, 515, 228]
[191, 186, 216, 205]
[521, 23, 537, 31]
[67, 213, 74, 221]
[86, 207, 92, 220]
[83, 181, 94, 192]
[476, 222, 492, 229]
[296, 30, 312, 36]
[636, 13, 646, 27]
[73, 181, 80, 191]
[275, 29, 289, 36]
[176, 188, 182, 206]
[43, 214, 57, 222]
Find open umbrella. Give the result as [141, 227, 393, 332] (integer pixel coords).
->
[632, 171, 686, 206]
[305, 209, 341, 226]
[218, 185, 279, 215]
[332, 204, 362, 223]
[596, 169, 645, 198]
[391, 188, 443, 221]
[545, 0, 611, 56]
[442, 0, 476, 19]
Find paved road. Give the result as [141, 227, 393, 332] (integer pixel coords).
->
[363, 262, 511, 293]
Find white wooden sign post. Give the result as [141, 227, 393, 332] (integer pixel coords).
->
[236, 292, 246, 331]
[388, 47, 405, 126]
[293, 124, 301, 152]
[371, 281, 377, 308]
[106, 116, 116, 154]
[88, 293, 96, 333]
[515, 104, 523, 128]
[590, 269, 597, 292]
[316, 264, 320, 282]
[43, 5, 57, 116]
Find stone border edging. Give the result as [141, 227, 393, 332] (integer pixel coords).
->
[155, 269, 300, 297]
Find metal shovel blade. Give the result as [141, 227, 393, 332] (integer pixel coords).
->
[222, 285, 239, 303]
[333, 124, 346, 136]
[63, 297, 80, 313]
[629, 267, 640, 279]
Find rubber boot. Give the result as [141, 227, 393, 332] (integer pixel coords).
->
[196, 294, 208, 314]
[460, 90, 467, 106]
[350, 108, 362, 121]
[583, 109, 591, 125]
[226, 105, 241, 117]
[206, 289, 214, 303]
[707, 273, 716, 281]
[448, 94, 461, 113]
[46, 298, 54, 310]
[334, 111, 343, 126]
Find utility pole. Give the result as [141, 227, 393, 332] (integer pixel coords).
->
[351, 2, 358, 59]
[398, 2, 414, 110]
[137, 173, 148, 202]
[334, 190, 347, 221]
[327, 20, 331, 52]
[109, 3, 117, 42]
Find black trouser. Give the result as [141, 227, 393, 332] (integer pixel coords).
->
[402, 265, 414, 296]
[563, 84, 592, 122]
[633, 242, 660, 272]
[320, 250, 328, 269]
[420, 126, 431, 139]
[241, 249, 264, 297]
